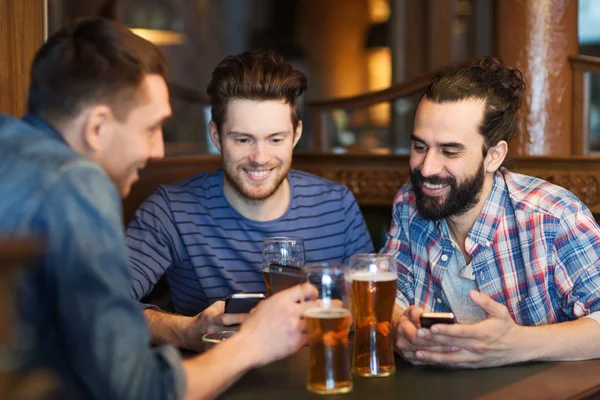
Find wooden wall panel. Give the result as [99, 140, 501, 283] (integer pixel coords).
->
[0, 0, 44, 117]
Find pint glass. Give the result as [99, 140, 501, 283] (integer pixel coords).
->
[304, 263, 352, 395]
[262, 236, 305, 296]
[349, 253, 397, 377]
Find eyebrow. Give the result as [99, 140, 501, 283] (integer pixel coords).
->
[228, 131, 291, 137]
[410, 134, 466, 150]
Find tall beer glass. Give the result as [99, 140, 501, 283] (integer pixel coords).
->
[262, 236, 305, 296]
[349, 253, 397, 377]
[304, 263, 352, 395]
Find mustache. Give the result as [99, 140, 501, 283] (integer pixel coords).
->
[411, 169, 455, 186]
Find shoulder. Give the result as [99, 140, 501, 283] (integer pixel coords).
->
[0, 115, 102, 179]
[147, 170, 222, 204]
[289, 169, 351, 197]
[502, 169, 585, 219]
[166, 169, 221, 191]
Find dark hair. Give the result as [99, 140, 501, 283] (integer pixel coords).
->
[27, 17, 167, 124]
[206, 50, 307, 134]
[424, 56, 526, 153]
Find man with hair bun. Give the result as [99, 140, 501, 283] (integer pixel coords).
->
[386, 56, 600, 368]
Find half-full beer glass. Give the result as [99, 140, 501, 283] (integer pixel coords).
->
[349, 253, 397, 377]
[304, 263, 352, 395]
[262, 236, 305, 296]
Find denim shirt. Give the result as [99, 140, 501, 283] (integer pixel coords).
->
[0, 114, 186, 399]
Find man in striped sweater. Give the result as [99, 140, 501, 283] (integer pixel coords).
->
[126, 50, 374, 351]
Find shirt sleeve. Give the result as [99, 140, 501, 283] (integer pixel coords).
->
[126, 187, 181, 305]
[35, 165, 186, 400]
[552, 201, 600, 319]
[381, 194, 415, 310]
[341, 187, 375, 263]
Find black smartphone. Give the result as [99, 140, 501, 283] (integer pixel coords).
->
[225, 293, 266, 314]
[420, 312, 457, 328]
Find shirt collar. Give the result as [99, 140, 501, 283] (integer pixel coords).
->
[465, 168, 507, 251]
[22, 112, 67, 144]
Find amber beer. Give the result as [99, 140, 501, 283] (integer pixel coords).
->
[304, 307, 352, 394]
[262, 264, 305, 296]
[351, 272, 397, 377]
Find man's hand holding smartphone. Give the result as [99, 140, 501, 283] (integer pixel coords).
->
[181, 299, 249, 350]
[394, 305, 460, 365]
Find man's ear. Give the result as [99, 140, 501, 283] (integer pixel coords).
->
[293, 120, 303, 147]
[484, 140, 508, 173]
[81, 105, 113, 153]
[208, 121, 222, 153]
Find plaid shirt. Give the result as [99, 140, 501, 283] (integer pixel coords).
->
[383, 167, 600, 326]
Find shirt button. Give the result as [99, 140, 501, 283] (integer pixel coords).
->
[436, 297, 443, 304]
[479, 272, 485, 280]
[441, 254, 448, 262]
[485, 241, 491, 247]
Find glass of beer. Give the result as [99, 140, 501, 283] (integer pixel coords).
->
[349, 253, 397, 377]
[304, 262, 352, 395]
[262, 236, 305, 296]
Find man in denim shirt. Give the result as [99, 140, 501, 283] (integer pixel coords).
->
[0, 18, 318, 399]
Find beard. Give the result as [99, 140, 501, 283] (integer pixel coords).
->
[411, 162, 485, 220]
[223, 160, 290, 201]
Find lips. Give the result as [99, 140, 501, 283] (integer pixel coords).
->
[244, 168, 274, 181]
[421, 180, 450, 196]
[423, 182, 446, 190]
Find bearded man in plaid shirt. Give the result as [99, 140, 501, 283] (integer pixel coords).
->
[386, 56, 600, 368]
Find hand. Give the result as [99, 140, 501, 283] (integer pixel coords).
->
[182, 301, 247, 351]
[395, 305, 457, 365]
[414, 291, 526, 368]
[237, 283, 319, 367]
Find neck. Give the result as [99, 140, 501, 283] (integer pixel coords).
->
[54, 114, 89, 158]
[445, 172, 495, 250]
[223, 177, 291, 222]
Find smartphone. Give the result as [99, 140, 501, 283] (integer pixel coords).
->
[420, 312, 457, 328]
[225, 293, 266, 314]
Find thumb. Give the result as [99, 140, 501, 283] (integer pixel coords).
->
[469, 290, 506, 318]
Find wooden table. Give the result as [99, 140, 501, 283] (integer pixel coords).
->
[221, 347, 600, 400]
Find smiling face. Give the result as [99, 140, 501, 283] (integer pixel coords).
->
[210, 99, 302, 202]
[409, 97, 490, 220]
[97, 74, 171, 197]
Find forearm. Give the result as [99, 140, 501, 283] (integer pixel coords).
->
[144, 308, 192, 349]
[518, 318, 600, 362]
[183, 333, 259, 400]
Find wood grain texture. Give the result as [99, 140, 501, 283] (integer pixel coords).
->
[0, 0, 44, 117]
[478, 360, 600, 400]
[122, 154, 600, 224]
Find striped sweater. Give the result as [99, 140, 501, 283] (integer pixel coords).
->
[126, 169, 374, 315]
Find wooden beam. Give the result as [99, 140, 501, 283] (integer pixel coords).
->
[0, 0, 44, 117]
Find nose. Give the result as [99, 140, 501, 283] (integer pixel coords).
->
[248, 141, 271, 164]
[419, 149, 443, 177]
[150, 131, 165, 160]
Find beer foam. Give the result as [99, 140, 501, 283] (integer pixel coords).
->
[303, 307, 351, 319]
[351, 271, 397, 282]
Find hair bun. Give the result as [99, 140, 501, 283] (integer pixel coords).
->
[473, 56, 525, 105]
